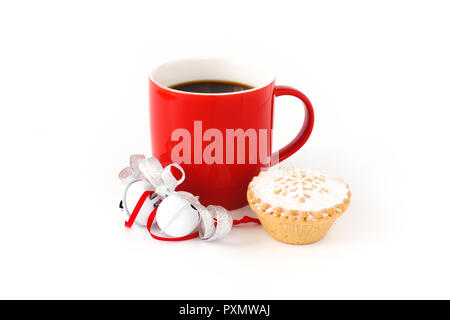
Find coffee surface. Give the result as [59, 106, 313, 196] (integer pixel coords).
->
[170, 80, 253, 93]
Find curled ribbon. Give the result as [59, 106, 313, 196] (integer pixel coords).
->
[119, 155, 185, 196]
[119, 154, 247, 241]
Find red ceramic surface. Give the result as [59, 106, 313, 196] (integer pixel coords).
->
[149, 61, 314, 210]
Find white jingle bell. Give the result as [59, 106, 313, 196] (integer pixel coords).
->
[124, 180, 156, 226]
[156, 193, 200, 237]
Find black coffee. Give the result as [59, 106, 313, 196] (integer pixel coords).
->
[170, 80, 253, 93]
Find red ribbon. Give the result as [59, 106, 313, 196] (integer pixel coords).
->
[124, 191, 260, 241]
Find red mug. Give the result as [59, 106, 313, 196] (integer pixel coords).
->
[149, 57, 314, 210]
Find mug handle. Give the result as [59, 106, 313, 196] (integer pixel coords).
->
[271, 85, 315, 165]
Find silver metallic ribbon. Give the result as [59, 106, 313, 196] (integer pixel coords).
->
[119, 154, 233, 241]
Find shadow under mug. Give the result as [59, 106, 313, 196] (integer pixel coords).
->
[149, 57, 314, 210]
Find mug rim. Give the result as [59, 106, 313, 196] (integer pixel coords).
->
[149, 56, 276, 96]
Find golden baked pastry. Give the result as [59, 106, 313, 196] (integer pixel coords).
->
[247, 167, 351, 244]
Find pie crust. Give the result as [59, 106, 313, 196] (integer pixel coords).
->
[247, 167, 351, 244]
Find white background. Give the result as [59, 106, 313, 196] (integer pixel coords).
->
[1, 0, 449, 299]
